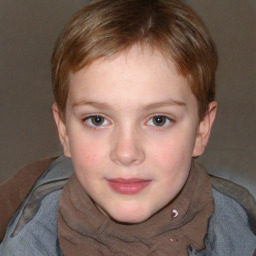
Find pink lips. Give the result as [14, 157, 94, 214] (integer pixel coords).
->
[107, 178, 151, 194]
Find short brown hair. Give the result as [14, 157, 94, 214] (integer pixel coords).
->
[51, 0, 217, 121]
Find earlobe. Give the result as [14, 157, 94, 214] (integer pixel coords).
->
[192, 101, 217, 157]
[52, 103, 71, 157]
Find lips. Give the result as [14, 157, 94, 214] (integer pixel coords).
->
[107, 178, 151, 194]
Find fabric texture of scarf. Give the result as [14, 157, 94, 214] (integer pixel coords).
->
[58, 161, 214, 256]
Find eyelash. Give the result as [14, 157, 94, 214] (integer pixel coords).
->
[146, 115, 175, 128]
[83, 114, 111, 128]
[82, 114, 175, 129]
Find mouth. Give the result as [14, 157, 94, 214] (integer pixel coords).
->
[107, 178, 151, 195]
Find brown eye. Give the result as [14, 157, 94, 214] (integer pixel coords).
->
[86, 115, 108, 127]
[91, 116, 104, 125]
[152, 116, 167, 126]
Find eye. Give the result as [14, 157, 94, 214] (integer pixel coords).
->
[84, 115, 110, 127]
[147, 115, 172, 127]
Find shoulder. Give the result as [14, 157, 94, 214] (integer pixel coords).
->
[210, 175, 256, 234]
[200, 178, 256, 255]
[0, 155, 73, 256]
[0, 190, 61, 256]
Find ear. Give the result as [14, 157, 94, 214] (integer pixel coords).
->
[192, 101, 217, 157]
[52, 103, 71, 157]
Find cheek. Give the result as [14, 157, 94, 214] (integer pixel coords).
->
[150, 136, 193, 164]
[69, 134, 107, 170]
[148, 130, 197, 184]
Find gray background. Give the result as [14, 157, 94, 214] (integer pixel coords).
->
[0, 1, 255, 195]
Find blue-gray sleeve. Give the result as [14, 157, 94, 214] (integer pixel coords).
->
[0, 190, 61, 256]
[189, 188, 256, 256]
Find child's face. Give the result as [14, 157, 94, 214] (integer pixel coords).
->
[55, 46, 213, 223]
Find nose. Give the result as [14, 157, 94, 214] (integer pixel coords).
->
[110, 127, 145, 166]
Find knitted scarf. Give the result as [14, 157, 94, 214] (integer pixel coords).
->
[58, 161, 214, 255]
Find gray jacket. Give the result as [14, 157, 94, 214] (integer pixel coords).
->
[0, 155, 255, 255]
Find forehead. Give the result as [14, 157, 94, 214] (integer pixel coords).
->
[67, 46, 196, 111]
[70, 44, 181, 83]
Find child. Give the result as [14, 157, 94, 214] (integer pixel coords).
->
[0, 0, 255, 255]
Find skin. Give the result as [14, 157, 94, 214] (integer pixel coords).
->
[53, 46, 217, 223]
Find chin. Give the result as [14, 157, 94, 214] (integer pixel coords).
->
[109, 205, 152, 224]
[112, 214, 149, 224]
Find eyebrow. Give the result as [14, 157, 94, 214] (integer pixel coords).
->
[72, 100, 111, 109]
[72, 98, 186, 110]
[143, 99, 186, 111]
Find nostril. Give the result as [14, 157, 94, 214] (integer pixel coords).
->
[111, 151, 143, 166]
[110, 140, 145, 166]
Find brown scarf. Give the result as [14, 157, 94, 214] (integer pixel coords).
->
[58, 161, 214, 256]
